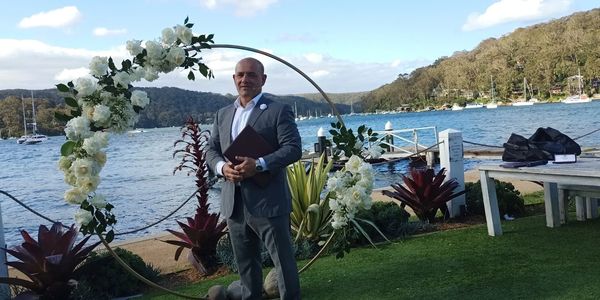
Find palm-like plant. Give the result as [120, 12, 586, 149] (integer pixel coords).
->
[382, 168, 466, 223]
[0, 223, 98, 299]
[287, 153, 334, 243]
[165, 116, 227, 275]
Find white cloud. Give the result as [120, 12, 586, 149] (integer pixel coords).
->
[200, 0, 278, 16]
[0, 38, 427, 95]
[93, 27, 128, 37]
[0, 39, 126, 90]
[18, 6, 82, 29]
[304, 53, 323, 63]
[462, 0, 572, 31]
[54, 68, 91, 81]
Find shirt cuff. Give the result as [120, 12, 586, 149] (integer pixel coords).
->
[215, 160, 226, 176]
[257, 157, 268, 171]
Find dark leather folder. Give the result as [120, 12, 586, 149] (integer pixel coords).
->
[223, 126, 274, 187]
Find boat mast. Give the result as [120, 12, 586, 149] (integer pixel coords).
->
[30, 91, 37, 135]
[21, 95, 27, 136]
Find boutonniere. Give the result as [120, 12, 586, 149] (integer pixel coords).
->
[259, 104, 267, 110]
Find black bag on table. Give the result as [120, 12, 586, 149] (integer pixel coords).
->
[502, 127, 581, 162]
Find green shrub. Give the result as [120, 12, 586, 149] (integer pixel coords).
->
[74, 247, 160, 299]
[465, 180, 525, 217]
[353, 201, 412, 244]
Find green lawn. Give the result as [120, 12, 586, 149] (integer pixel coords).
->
[143, 213, 600, 299]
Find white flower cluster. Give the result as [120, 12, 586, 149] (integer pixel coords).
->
[368, 144, 384, 159]
[59, 22, 197, 226]
[326, 155, 374, 230]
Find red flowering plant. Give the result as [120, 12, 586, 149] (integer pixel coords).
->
[382, 168, 466, 223]
[0, 223, 99, 299]
[164, 116, 227, 275]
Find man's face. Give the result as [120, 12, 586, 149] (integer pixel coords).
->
[233, 59, 266, 101]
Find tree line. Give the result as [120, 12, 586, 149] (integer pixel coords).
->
[0, 87, 351, 138]
[363, 8, 600, 111]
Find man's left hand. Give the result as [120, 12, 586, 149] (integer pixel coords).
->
[234, 156, 258, 179]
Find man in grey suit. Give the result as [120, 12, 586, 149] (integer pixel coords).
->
[206, 57, 302, 299]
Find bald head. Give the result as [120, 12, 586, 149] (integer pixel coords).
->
[233, 57, 267, 105]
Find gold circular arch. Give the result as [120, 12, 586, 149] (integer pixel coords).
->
[210, 44, 345, 125]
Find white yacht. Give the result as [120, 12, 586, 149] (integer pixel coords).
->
[17, 92, 48, 145]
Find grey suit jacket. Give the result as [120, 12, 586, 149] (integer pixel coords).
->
[206, 95, 302, 218]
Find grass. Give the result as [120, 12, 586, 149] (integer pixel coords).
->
[142, 211, 600, 300]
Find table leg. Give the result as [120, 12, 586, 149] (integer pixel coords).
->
[543, 182, 560, 227]
[480, 170, 502, 236]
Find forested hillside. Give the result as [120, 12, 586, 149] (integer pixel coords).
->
[0, 87, 350, 138]
[363, 8, 600, 111]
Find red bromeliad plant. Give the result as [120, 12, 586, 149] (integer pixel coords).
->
[0, 223, 99, 299]
[164, 116, 227, 275]
[382, 168, 466, 223]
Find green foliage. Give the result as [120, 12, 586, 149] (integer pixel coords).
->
[382, 168, 466, 223]
[328, 121, 379, 160]
[355, 201, 411, 242]
[363, 9, 600, 111]
[287, 153, 334, 243]
[465, 180, 526, 217]
[0, 223, 99, 299]
[74, 247, 160, 299]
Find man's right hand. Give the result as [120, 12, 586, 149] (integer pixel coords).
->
[222, 162, 243, 183]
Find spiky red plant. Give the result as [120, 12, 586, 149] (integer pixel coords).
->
[382, 168, 466, 223]
[0, 223, 99, 299]
[166, 116, 227, 275]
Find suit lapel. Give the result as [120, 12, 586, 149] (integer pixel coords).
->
[247, 95, 269, 128]
[223, 105, 236, 146]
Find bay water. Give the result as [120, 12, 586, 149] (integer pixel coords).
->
[1, 101, 599, 247]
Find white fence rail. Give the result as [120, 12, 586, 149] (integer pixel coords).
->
[373, 126, 439, 155]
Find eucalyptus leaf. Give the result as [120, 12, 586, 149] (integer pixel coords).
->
[56, 84, 70, 92]
[60, 141, 77, 156]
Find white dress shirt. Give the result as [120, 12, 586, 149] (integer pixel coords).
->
[215, 93, 267, 176]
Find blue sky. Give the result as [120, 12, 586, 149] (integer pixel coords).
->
[0, 0, 598, 95]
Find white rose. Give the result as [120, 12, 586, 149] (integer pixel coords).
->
[92, 104, 111, 125]
[75, 78, 98, 98]
[77, 175, 101, 193]
[90, 194, 108, 209]
[175, 25, 193, 45]
[113, 71, 131, 88]
[166, 46, 186, 67]
[74, 209, 94, 226]
[126, 40, 143, 56]
[94, 151, 107, 167]
[161, 27, 177, 45]
[83, 131, 109, 155]
[143, 67, 159, 81]
[145, 41, 164, 61]
[89, 56, 108, 77]
[65, 116, 93, 140]
[71, 158, 95, 177]
[58, 156, 74, 172]
[345, 155, 363, 174]
[131, 90, 150, 108]
[64, 187, 87, 205]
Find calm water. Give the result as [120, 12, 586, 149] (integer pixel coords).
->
[1, 101, 599, 247]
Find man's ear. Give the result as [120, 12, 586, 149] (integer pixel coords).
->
[262, 74, 267, 86]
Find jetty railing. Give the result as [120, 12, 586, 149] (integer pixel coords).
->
[373, 126, 439, 155]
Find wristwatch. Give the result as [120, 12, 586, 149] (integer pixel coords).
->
[255, 159, 263, 172]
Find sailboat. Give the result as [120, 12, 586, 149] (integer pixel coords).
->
[512, 78, 534, 106]
[17, 92, 48, 145]
[562, 69, 591, 104]
[486, 75, 498, 109]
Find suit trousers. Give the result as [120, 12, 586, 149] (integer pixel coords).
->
[227, 187, 301, 300]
